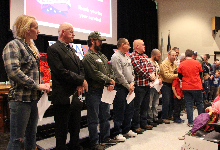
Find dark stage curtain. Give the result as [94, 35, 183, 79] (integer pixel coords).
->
[0, 0, 13, 82]
[117, 0, 158, 56]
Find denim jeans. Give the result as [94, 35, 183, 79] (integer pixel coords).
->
[147, 88, 160, 122]
[161, 83, 173, 119]
[86, 87, 110, 145]
[132, 86, 150, 129]
[183, 90, 204, 125]
[113, 85, 134, 136]
[7, 100, 38, 150]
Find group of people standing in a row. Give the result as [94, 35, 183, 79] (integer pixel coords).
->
[2, 14, 216, 150]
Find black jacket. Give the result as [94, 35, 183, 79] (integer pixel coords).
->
[47, 40, 85, 104]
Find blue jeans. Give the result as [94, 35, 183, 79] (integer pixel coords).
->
[183, 90, 204, 124]
[132, 86, 150, 129]
[161, 83, 173, 119]
[147, 88, 160, 122]
[7, 100, 38, 150]
[86, 87, 110, 145]
[113, 85, 134, 136]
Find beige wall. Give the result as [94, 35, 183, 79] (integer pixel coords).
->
[157, 0, 220, 63]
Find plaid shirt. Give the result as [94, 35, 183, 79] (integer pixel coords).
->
[129, 51, 155, 86]
[2, 38, 42, 102]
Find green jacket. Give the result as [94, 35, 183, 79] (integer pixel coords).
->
[82, 49, 114, 88]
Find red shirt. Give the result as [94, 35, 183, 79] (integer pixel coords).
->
[178, 58, 203, 90]
[172, 78, 183, 98]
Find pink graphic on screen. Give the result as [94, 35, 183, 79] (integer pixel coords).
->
[26, 0, 111, 35]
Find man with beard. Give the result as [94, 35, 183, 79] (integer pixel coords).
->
[82, 31, 117, 150]
[147, 49, 163, 126]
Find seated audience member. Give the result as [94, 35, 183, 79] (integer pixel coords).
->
[111, 38, 137, 142]
[209, 70, 220, 102]
[179, 86, 220, 140]
[202, 73, 210, 103]
[178, 49, 203, 127]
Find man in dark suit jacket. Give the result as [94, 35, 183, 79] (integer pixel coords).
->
[47, 22, 88, 150]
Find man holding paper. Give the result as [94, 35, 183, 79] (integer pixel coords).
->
[47, 22, 88, 150]
[111, 38, 137, 142]
[130, 39, 155, 134]
[82, 31, 117, 149]
[147, 49, 163, 126]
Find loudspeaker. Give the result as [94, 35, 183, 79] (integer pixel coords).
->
[211, 16, 220, 31]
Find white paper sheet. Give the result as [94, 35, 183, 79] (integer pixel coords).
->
[37, 92, 51, 121]
[126, 91, 135, 104]
[150, 79, 163, 92]
[101, 87, 117, 104]
[69, 95, 73, 104]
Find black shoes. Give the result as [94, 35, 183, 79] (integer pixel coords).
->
[91, 144, 105, 150]
[148, 121, 157, 127]
[101, 138, 117, 146]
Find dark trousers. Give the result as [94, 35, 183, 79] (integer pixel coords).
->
[54, 96, 83, 150]
[161, 82, 174, 119]
[173, 97, 183, 120]
[203, 91, 209, 101]
[113, 85, 134, 136]
[132, 86, 150, 129]
[209, 86, 218, 100]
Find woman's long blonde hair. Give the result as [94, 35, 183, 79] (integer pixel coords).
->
[12, 15, 36, 39]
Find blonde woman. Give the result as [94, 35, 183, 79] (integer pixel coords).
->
[2, 15, 50, 150]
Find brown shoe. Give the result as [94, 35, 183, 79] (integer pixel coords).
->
[133, 128, 145, 134]
[141, 125, 153, 130]
[162, 119, 170, 124]
[167, 117, 174, 121]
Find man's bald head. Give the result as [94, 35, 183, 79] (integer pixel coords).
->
[133, 39, 145, 54]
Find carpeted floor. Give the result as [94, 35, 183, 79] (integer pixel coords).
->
[0, 110, 200, 150]
[106, 110, 198, 150]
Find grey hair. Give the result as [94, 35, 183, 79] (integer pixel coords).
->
[179, 53, 185, 60]
[58, 22, 73, 36]
[168, 50, 175, 55]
